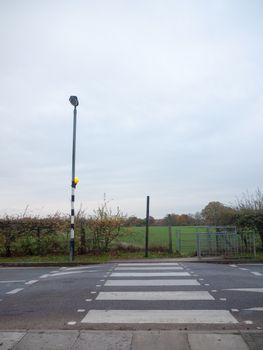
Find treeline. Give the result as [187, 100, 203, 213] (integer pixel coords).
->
[126, 202, 236, 227]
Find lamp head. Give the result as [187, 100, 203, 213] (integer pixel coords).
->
[69, 96, 79, 107]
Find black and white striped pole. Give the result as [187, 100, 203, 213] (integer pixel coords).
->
[69, 96, 79, 262]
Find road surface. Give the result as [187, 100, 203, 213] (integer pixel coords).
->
[0, 262, 262, 331]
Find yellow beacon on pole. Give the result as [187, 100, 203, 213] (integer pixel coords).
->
[74, 177, 79, 185]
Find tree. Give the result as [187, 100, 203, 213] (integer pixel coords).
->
[125, 216, 144, 226]
[235, 188, 263, 249]
[201, 201, 236, 226]
[88, 201, 126, 251]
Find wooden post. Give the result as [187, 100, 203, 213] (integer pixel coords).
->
[145, 196, 150, 257]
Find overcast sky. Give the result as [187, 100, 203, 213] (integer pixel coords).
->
[0, 0, 263, 218]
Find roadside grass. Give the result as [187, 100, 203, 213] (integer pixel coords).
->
[0, 251, 182, 264]
[0, 251, 262, 264]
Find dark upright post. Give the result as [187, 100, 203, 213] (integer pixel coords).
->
[168, 214, 173, 254]
[145, 196, 150, 257]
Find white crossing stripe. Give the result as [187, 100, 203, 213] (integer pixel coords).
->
[118, 263, 179, 266]
[96, 291, 214, 300]
[110, 272, 190, 277]
[115, 267, 183, 270]
[105, 279, 200, 286]
[81, 310, 238, 324]
[6, 288, 24, 294]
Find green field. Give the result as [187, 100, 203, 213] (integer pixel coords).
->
[117, 226, 262, 256]
[118, 226, 198, 255]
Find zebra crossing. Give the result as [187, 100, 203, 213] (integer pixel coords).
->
[80, 262, 238, 325]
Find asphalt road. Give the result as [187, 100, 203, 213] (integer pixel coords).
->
[0, 262, 262, 331]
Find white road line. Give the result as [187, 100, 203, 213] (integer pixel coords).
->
[115, 267, 183, 271]
[240, 264, 263, 266]
[96, 291, 214, 300]
[251, 272, 263, 276]
[81, 310, 238, 324]
[224, 288, 263, 293]
[117, 263, 179, 266]
[0, 280, 26, 283]
[67, 321, 76, 325]
[220, 298, 227, 301]
[244, 307, 263, 311]
[239, 268, 249, 271]
[49, 271, 96, 277]
[110, 272, 191, 277]
[64, 265, 100, 271]
[231, 309, 239, 312]
[229, 264, 237, 267]
[25, 280, 38, 285]
[85, 299, 92, 302]
[40, 271, 96, 279]
[77, 309, 86, 312]
[6, 288, 24, 295]
[105, 279, 200, 286]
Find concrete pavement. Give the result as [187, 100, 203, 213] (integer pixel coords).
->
[1, 330, 263, 349]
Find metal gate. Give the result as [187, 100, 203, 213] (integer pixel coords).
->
[175, 226, 256, 258]
[196, 231, 256, 258]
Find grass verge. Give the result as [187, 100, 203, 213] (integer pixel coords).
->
[0, 252, 262, 264]
[0, 251, 184, 264]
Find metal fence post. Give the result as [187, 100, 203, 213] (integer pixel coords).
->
[196, 233, 201, 260]
[175, 229, 179, 253]
[253, 231, 256, 257]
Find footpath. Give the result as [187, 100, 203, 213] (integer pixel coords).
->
[1, 329, 263, 349]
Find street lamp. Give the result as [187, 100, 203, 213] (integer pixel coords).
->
[69, 95, 79, 262]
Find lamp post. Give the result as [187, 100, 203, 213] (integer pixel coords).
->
[69, 95, 79, 262]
